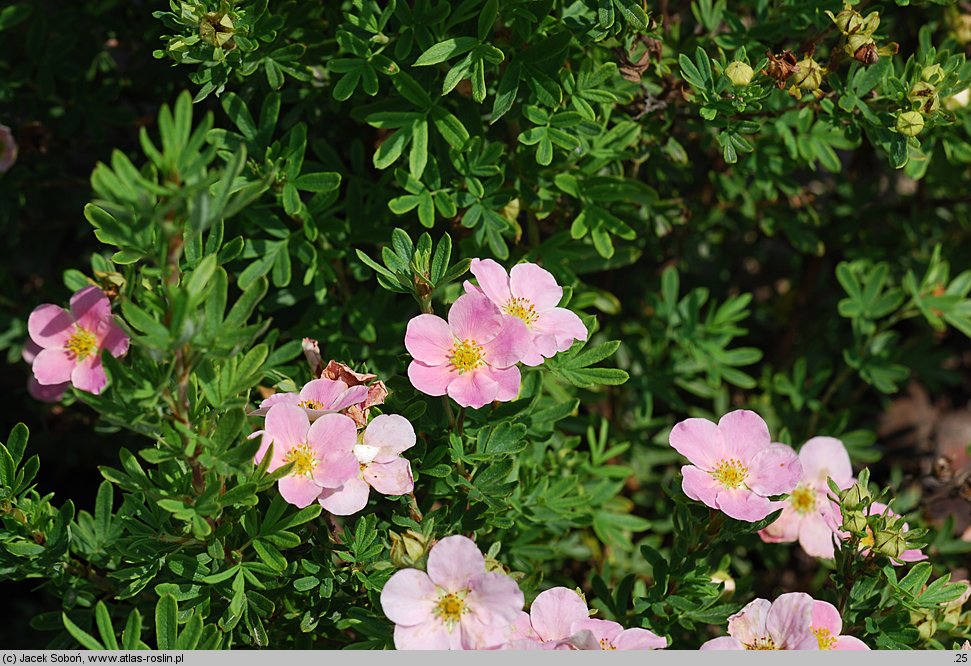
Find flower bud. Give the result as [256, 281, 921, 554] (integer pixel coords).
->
[842, 482, 870, 509]
[873, 528, 907, 558]
[909, 81, 940, 114]
[389, 530, 431, 568]
[726, 61, 754, 87]
[842, 509, 868, 534]
[910, 610, 938, 641]
[922, 64, 946, 86]
[896, 111, 925, 137]
[200, 12, 235, 49]
[794, 57, 824, 91]
[826, 6, 865, 35]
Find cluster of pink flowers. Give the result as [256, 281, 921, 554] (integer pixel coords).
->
[251, 372, 414, 513]
[700, 593, 868, 650]
[670, 409, 927, 564]
[405, 259, 587, 409]
[380, 535, 667, 651]
[25, 286, 130, 399]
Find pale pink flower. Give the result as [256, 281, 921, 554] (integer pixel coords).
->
[700, 593, 818, 650]
[858, 501, 927, 565]
[318, 414, 416, 515]
[405, 292, 529, 409]
[27, 286, 130, 395]
[504, 586, 666, 650]
[380, 535, 524, 649]
[250, 377, 367, 425]
[320, 359, 388, 427]
[0, 123, 17, 173]
[670, 410, 802, 522]
[22, 340, 69, 402]
[810, 601, 869, 650]
[759, 437, 855, 558]
[464, 259, 587, 366]
[260, 404, 359, 508]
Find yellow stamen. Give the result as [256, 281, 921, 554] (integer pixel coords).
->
[812, 627, 837, 650]
[790, 486, 817, 515]
[450, 339, 484, 373]
[503, 297, 538, 327]
[599, 638, 617, 650]
[860, 527, 874, 549]
[284, 443, 318, 478]
[744, 637, 776, 650]
[65, 326, 97, 361]
[434, 593, 467, 627]
[297, 399, 325, 410]
[712, 458, 748, 489]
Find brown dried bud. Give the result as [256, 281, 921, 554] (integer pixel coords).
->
[764, 50, 798, 89]
[853, 42, 879, 66]
[909, 81, 940, 114]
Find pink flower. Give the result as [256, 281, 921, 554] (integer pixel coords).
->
[405, 292, 529, 409]
[810, 601, 869, 650]
[260, 404, 359, 508]
[700, 593, 818, 650]
[27, 286, 130, 395]
[0, 123, 17, 173]
[22, 340, 69, 402]
[464, 259, 587, 366]
[858, 501, 927, 564]
[670, 410, 802, 522]
[759, 437, 855, 558]
[318, 414, 416, 515]
[505, 587, 666, 650]
[380, 535, 524, 650]
[320, 359, 389, 428]
[251, 377, 367, 425]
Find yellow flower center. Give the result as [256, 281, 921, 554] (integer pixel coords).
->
[65, 326, 97, 361]
[860, 527, 874, 549]
[812, 627, 837, 650]
[790, 485, 817, 515]
[297, 399, 325, 410]
[599, 638, 617, 650]
[284, 443, 318, 478]
[434, 593, 467, 627]
[503, 297, 538, 327]
[712, 458, 748, 489]
[744, 637, 776, 650]
[450, 339, 484, 373]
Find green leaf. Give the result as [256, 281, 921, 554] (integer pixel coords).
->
[293, 172, 341, 192]
[414, 37, 479, 66]
[155, 595, 178, 650]
[63, 613, 104, 650]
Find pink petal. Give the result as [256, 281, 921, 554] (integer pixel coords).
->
[31, 348, 76, 385]
[394, 620, 460, 650]
[426, 535, 486, 593]
[299, 378, 348, 408]
[570, 618, 623, 645]
[481, 317, 529, 368]
[27, 377, 69, 402]
[448, 292, 502, 343]
[518, 338, 546, 367]
[277, 474, 323, 508]
[462, 616, 517, 650]
[758, 507, 802, 544]
[508, 612, 540, 643]
[69, 286, 111, 332]
[834, 636, 869, 650]
[800, 437, 853, 489]
[766, 592, 815, 649]
[363, 414, 416, 462]
[896, 548, 927, 563]
[317, 476, 371, 515]
[798, 513, 839, 559]
[529, 587, 590, 641]
[22, 339, 42, 364]
[263, 404, 311, 469]
[364, 458, 414, 496]
[250, 392, 301, 417]
[532, 307, 588, 351]
[488, 365, 522, 403]
[681, 464, 721, 509]
[469, 258, 512, 306]
[614, 628, 667, 650]
[331, 384, 369, 411]
[670, 418, 725, 471]
[405, 314, 455, 365]
[509, 263, 563, 311]
[715, 487, 776, 522]
[810, 601, 842, 636]
[717, 410, 772, 463]
[747, 444, 802, 496]
[71, 355, 107, 394]
[447, 368, 499, 409]
[466, 572, 524, 627]
[28, 304, 75, 348]
[463, 281, 485, 298]
[307, 413, 359, 488]
[381, 569, 438, 625]
[99, 320, 130, 357]
[700, 637, 744, 650]
[408, 360, 455, 397]
[728, 599, 771, 646]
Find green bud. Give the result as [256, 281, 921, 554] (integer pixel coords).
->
[725, 61, 754, 87]
[860, 11, 881, 35]
[909, 81, 941, 114]
[389, 530, 430, 568]
[910, 610, 938, 641]
[842, 482, 870, 509]
[842, 509, 867, 534]
[922, 64, 946, 86]
[826, 6, 865, 35]
[200, 12, 235, 49]
[794, 57, 824, 91]
[873, 528, 907, 558]
[896, 111, 925, 137]
[846, 33, 876, 57]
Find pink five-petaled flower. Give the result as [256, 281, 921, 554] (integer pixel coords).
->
[318, 414, 416, 515]
[810, 601, 869, 650]
[405, 292, 529, 409]
[380, 535, 524, 650]
[670, 410, 802, 522]
[27, 286, 130, 396]
[858, 501, 928, 565]
[464, 258, 587, 366]
[250, 377, 368, 422]
[506, 587, 666, 650]
[700, 593, 818, 650]
[759, 437, 855, 558]
[260, 404, 359, 508]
